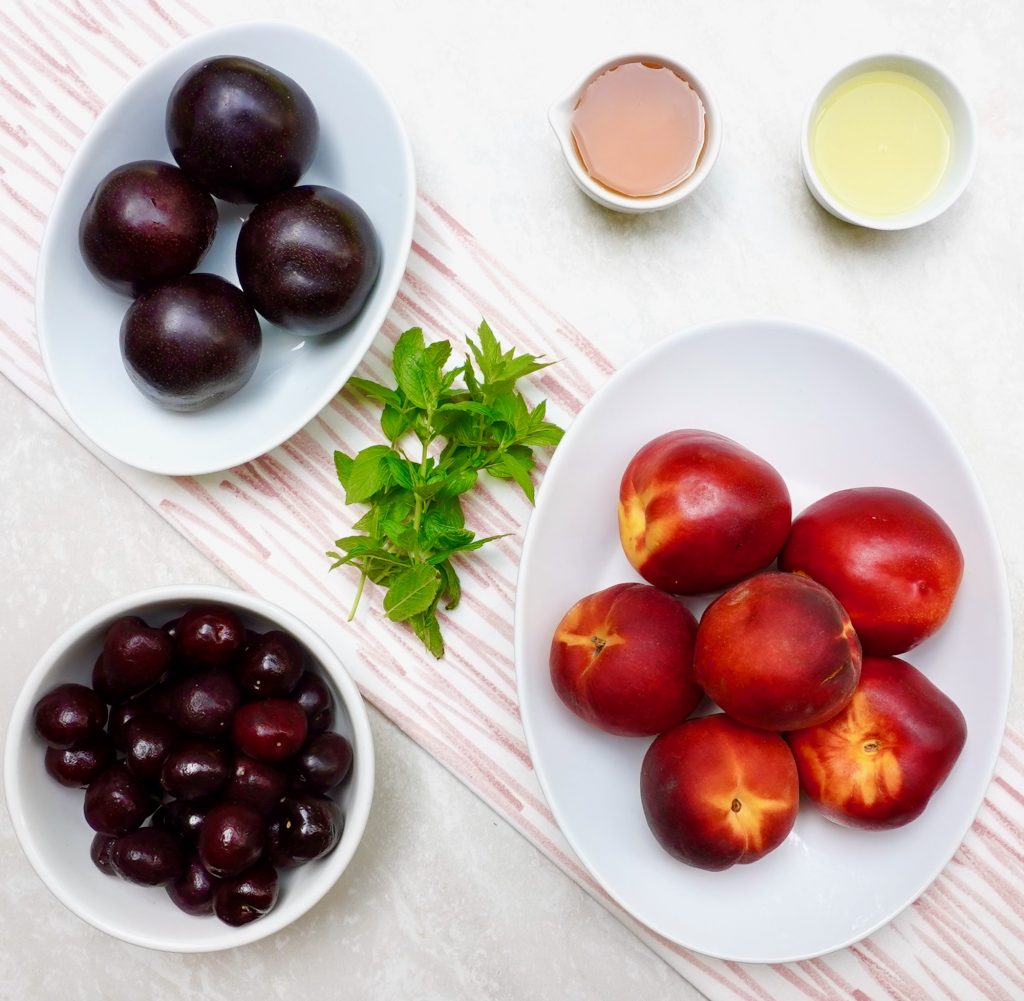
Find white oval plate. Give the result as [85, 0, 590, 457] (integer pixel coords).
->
[37, 22, 415, 475]
[514, 318, 1011, 962]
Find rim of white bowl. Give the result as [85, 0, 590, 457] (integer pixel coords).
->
[35, 20, 416, 476]
[548, 52, 722, 214]
[3, 583, 375, 952]
[514, 317, 1012, 963]
[800, 53, 977, 231]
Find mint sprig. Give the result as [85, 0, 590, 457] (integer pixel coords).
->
[328, 321, 564, 657]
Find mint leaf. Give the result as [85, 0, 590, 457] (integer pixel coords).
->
[383, 564, 441, 622]
[488, 449, 535, 503]
[348, 377, 401, 407]
[344, 445, 393, 504]
[334, 451, 354, 491]
[410, 609, 444, 657]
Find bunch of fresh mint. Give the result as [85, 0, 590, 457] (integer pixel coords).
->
[329, 321, 564, 657]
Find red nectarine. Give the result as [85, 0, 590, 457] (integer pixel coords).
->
[779, 487, 963, 656]
[694, 571, 862, 731]
[549, 583, 701, 737]
[618, 430, 791, 595]
[641, 714, 799, 870]
[788, 656, 967, 830]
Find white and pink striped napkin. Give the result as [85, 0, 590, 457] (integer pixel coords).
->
[1, 5, 1021, 998]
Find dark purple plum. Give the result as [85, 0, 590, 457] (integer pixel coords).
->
[167, 855, 219, 915]
[33, 683, 107, 747]
[226, 755, 287, 816]
[167, 55, 318, 203]
[45, 732, 114, 787]
[172, 670, 241, 738]
[236, 185, 380, 335]
[175, 604, 246, 668]
[152, 797, 213, 844]
[84, 763, 156, 835]
[236, 630, 303, 698]
[213, 861, 279, 926]
[124, 714, 179, 782]
[198, 801, 265, 878]
[291, 731, 353, 793]
[160, 739, 230, 800]
[95, 615, 173, 702]
[278, 793, 343, 862]
[291, 671, 333, 734]
[78, 160, 217, 296]
[90, 833, 119, 876]
[113, 828, 186, 886]
[120, 274, 261, 412]
[232, 699, 308, 762]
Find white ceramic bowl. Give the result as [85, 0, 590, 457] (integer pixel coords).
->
[515, 318, 1011, 962]
[801, 53, 976, 230]
[548, 53, 722, 214]
[4, 584, 374, 952]
[37, 22, 415, 475]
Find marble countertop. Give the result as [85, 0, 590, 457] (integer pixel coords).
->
[2, 1, 1020, 998]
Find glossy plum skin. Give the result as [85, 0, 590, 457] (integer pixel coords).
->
[549, 583, 702, 736]
[95, 616, 173, 703]
[120, 274, 261, 412]
[213, 861, 279, 926]
[198, 801, 265, 878]
[788, 656, 967, 830]
[641, 714, 799, 871]
[45, 732, 114, 787]
[780, 487, 964, 656]
[167, 55, 318, 203]
[618, 430, 792, 595]
[113, 828, 186, 886]
[233, 700, 308, 762]
[84, 763, 156, 835]
[78, 160, 217, 296]
[33, 683, 107, 748]
[694, 572, 862, 731]
[236, 185, 380, 335]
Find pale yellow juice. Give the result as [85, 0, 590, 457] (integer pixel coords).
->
[811, 70, 952, 217]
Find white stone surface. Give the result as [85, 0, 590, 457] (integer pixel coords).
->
[2, 0, 1021, 998]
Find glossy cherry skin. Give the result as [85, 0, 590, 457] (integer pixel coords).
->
[124, 714, 180, 782]
[291, 671, 333, 734]
[236, 631, 304, 698]
[291, 732, 353, 793]
[175, 604, 246, 669]
[233, 700, 308, 762]
[107, 697, 150, 751]
[152, 797, 213, 844]
[84, 764, 157, 835]
[278, 793, 343, 862]
[90, 833, 119, 876]
[213, 861, 279, 926]
[172, 670, 241, 738]
[33, 683, 107, 748]
[226, 756, 288, 816]
[265, 814, 303, 870]
[95, 616, 174, 702]
[198, 801, 266, 878]
[45, 732, 114, 787]
[79, 160, 217, 296]
[121, 274, 261, 413]
[160, 739, 230, 800]
[113, 828, 186, 886]
[236, 185, 380, 335]
[167, 855, 220, 915]
[167, 55, 318, 203]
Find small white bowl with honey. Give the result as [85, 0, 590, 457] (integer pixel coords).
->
[802, 54, 976, 230]
[549, 54, 722, 214]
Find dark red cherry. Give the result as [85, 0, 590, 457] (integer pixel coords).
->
[45, 732, 114, 787]
[167, 854, 219, 915]
[226, 755, 287, 816]
[213, 861, 279, 926]
[124, 714, 179, 782]
[265, 814, 302, 870]
[198, 801, 265, 878]
[160, 739, 229, 799]
[152, 797, 213, 844]
[33, 683, 107, 748]
[96, 615, 174, 701]
[172, 669, 241, 738]
[90, 833, 119, 876]
[291, 671, 333, 734]
[232, 700, 308, 762]
[278, 793, 343, 862]
[107, 697, 150, 751]
[175, 605, 245, 668]
[236, 630, 304, 698]
[113, 828, 186, 886]
[84, 763, 156, 835]
[291, 732, 353, 793]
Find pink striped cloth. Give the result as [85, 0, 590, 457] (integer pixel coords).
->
[2, 5, 1022, 998]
